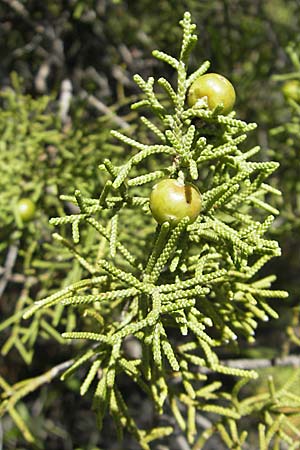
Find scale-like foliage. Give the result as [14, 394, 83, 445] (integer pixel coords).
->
[270, 42, 300, 233]
[0, 76, 130, 364]
[1, 12, 295, 450]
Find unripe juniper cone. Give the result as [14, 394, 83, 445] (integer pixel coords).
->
[188, 73, 236, 114]
[150, 178, 202, 226]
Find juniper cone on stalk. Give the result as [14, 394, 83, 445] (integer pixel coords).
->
[3, 11, 297, 450]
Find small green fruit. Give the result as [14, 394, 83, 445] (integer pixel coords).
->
[188, 72, 236, 114]
[282, 80, 300, 102]
[150, 179, 202, 226]
[17, 198, 36, 222]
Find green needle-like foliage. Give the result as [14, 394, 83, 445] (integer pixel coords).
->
[1, 12, 294, 450]
[270, 42, 300, 234]
[268, 42, 300, 362]
[0, 75, 129, 365]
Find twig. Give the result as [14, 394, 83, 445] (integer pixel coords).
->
[87, 94, 130, 129]
[118, 44, 133, 66]
[195, 355, 300, 375]
[1, 0, 29, 18]
[173, 434, 191, 450]
[0, 244, 19, 298]
[221, 354, 300, 370]
[1, 359, 74, 409]
[59, 79, 73, 124]
[35, 62, 51, 93]
[195, 413, 213, 430]
[5, 274, 37, 285]
[44, 359, 75, 379]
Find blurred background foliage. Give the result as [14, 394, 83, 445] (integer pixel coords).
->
[1, 0, 300, 448]
[0, 0, 299, 118]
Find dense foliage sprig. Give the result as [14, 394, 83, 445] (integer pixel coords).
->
[1, 11, 297, 450]
[12, 12, 291, 449]
[0, 76, 124, 363]
[271, 42, 300, 232]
